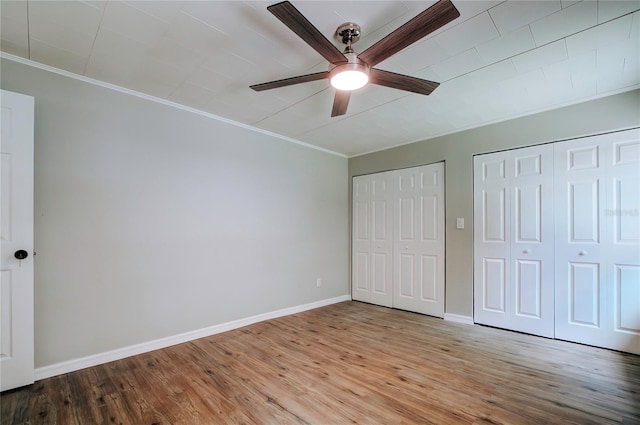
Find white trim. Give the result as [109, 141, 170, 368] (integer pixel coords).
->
[443, 313, 474, 325]
[0, 52, 347, 159]
[34, 295, 351, 381]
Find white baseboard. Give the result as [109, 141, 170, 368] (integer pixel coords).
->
[443, 313, 474, 325]
[35, 294, 351, 381]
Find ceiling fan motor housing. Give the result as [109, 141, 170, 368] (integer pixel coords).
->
[329, 52, 369, 72]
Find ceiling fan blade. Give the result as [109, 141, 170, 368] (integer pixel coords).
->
[358, 0, 460, 67]
[267, 1, 347, 64]
[369, 69, 440, 95]
[250, 71, 329, 91]
[331, 90, 351, 117]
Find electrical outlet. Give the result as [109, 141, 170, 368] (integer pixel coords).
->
[456, 218, 464, 229]
[316, 278, 322, 287]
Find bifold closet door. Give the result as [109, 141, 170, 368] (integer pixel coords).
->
[352, 163, 445, 317]
[554, 129, 640, 354]
[473, 145, 555, 337]
[352, 171, 393, 307]
[393, 164, 445, 317]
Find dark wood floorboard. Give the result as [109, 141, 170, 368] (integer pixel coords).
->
[2, 301, 639, 424]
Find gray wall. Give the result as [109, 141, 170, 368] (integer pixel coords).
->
[1, 58, 349, 368]
[350, 89, 640, 318]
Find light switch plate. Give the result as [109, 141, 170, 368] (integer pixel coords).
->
[456, 218, 464, 229]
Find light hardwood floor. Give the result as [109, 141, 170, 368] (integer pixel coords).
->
[2, 301, 639, 424]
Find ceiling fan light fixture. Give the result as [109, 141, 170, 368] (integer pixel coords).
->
[331, 69, 368, 91]
[329, 58, 370, 91]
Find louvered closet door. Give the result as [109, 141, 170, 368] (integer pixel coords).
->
[393, 163, 445, 317]
[474, 145, 554, 337]
[352, 172, 393, 307]
[555, 129, 640, 354]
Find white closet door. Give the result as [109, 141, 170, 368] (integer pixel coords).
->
[555, 129, 640, 354]
[608, 131, 640, 354]
[474, 152, 511, 329]
[393, 163, 445, 317]
[474, 145, 554, 337]
[509, 145, 555, 337]
[352, 175, 372, 303]
[352, 172, 393, 307]
[352, 163, 445, 317]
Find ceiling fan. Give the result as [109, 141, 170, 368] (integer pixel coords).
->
[250, 0, 460, 117]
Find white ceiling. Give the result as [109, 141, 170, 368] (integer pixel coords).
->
[1, 1, 638, 156]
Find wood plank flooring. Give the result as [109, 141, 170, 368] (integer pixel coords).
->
[2, 301, 639, 424]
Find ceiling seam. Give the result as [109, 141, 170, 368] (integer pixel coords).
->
[83, 3, 107, 76]
[486, 7, 501, 37]
[252, 87, 332, 125]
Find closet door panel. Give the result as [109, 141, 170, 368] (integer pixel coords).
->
[421, 255, 438, 301]
[568, 262, 601, 327]
[398, 253, 416, 298]
[352, 173, 393, 307]
[607, 132, 640, 353]
[352, 177, 372, 302]
[509, 145, 554, 337]
[354, 252, 369, 293]
[370, 173, 394, 306]
[555, 137, 608, 344]
[515, 259, 542, 317]
[610, 136, 640, 353]
[555, 129, 640, 354]
[474, 153, 511, 328]
[616, 265, 640, 335]
[474, 145, 554, 338]
[393, 163, 445, 316]
[482, 258, 507, 313]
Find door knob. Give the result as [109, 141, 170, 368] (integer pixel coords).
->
[405, 245, 409, 250]
[14, 250, 28, 260]
[523, 249, 531, 254]
[579, 251, 587, 256]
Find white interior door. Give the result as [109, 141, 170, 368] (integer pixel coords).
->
[474, 145, 554, 338]
[555, 129, 640, 354]
[393, 163, 445, 317]
[0, 89, 35, 391]
[352, 172, 393, 307]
